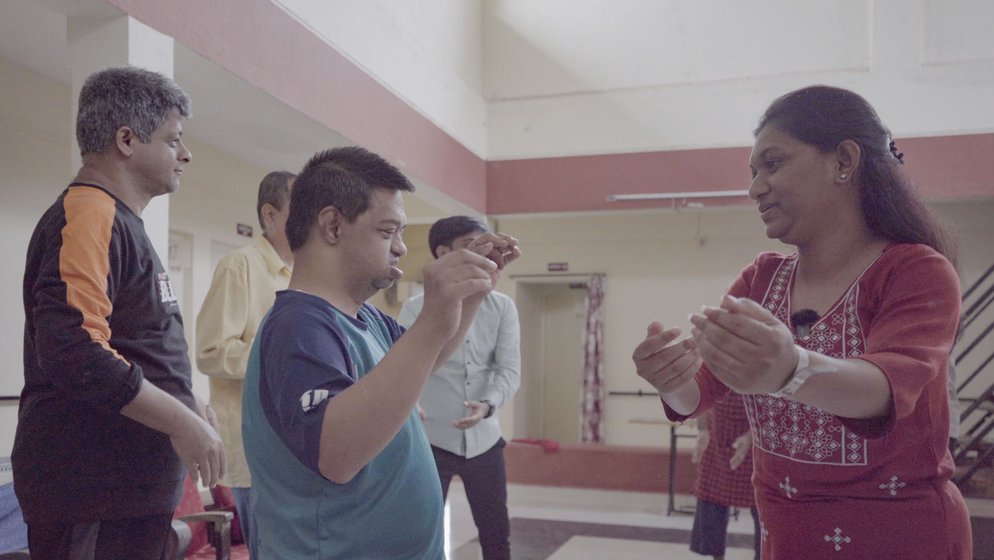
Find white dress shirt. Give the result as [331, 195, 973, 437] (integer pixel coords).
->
[399, 290, 521, 458]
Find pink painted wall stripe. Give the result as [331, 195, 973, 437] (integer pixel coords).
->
[487, 133, 994, 215]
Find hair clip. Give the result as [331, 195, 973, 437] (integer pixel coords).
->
[888, 140, 905, 164]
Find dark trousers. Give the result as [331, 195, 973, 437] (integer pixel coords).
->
[433, 439, 510, 560]
[690, 498, 761, 560]
[26, 513, 173, 560]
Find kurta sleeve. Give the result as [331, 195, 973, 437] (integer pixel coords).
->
[844, 245, 960, 438]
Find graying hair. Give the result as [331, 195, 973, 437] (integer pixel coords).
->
[76, 66, 191, 156]
[257, 170, 296, 230]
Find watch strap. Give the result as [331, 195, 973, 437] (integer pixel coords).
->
[772, 345, 812, 398]
[481, 399, 495, 418]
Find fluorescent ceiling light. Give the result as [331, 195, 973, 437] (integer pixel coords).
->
[606, 190, 749, 202]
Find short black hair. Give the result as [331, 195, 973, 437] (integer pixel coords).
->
[428, 215, 489, 258]
[286, 146, 415, 251]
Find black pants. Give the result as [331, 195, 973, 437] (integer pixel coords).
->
[690, 498, 761, 560]
[26, 513, 173, 560]
[433, 439, 510, 560]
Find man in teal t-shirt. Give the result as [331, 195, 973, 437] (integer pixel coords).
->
[242, 146, 520, 558]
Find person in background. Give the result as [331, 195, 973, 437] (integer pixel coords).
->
[242, 147, 520, 558]
[689, 396, 759, 560]
[399, 216, 521, 560]
[15, 66, 223, 560]
[196, 170, 295, 557]
[632, 85, 970, 559]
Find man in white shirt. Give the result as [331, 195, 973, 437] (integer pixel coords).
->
[196, 170, 294, 557]
[399, 216, 522, 560]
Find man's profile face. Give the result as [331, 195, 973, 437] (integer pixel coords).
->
[130, 108, 192, 199]
[339, 188, 408, 294]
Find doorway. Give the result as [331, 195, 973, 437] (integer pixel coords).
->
[514, 280, 589, 444]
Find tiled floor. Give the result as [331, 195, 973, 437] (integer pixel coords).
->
[445, 482, 758, 560]
[446, 481, 992, 560]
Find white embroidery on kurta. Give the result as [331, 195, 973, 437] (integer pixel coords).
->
[746, 258, 869, 466]
[879, 475, 906, 496]
[778, 476, 798, 498]
[764, 262, 790, 314]
[824, 527, 852, 552]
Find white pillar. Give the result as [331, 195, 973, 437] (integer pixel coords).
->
[67, 15, 175, 260]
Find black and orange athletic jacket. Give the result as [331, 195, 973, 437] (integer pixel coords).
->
[15, 182, 195, 523]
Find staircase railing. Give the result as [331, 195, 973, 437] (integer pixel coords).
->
[952, 262, 994, 487]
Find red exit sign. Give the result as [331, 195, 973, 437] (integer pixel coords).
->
[547, 262, 568, 272]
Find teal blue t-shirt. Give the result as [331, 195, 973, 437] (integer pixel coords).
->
[243, 290, 444, 559]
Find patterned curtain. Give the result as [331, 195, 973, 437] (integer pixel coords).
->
[581, 274, 606, 443]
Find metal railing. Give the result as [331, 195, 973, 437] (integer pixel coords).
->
[952, 262, 994, 487]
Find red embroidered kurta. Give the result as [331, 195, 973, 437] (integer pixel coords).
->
[694, 395, 755, 508]
[667, 244, 971, 560]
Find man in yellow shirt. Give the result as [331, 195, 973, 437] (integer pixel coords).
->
[195, 170, 294, 558]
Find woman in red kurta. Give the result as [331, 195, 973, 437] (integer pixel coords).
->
[633, 86, 970, 559]
[691, 395, 758, 560]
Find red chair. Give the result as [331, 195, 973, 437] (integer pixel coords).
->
[167, 475, 250, 560]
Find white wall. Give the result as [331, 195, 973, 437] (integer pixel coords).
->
[0, 56, 73, 455]
[483, 0, 994, 159]
[256, 0, 994, 162]
[274, 0, 487, 156]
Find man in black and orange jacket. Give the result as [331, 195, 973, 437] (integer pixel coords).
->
[15, 66, 224, 560]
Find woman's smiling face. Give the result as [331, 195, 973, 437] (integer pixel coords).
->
[748, 124, 841, 245]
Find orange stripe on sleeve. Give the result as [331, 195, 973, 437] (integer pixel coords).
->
[60, 187, 128, 364]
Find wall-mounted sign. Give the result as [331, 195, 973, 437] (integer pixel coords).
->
[237, 223, 254, 237]
[547, 262, 568, 272]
